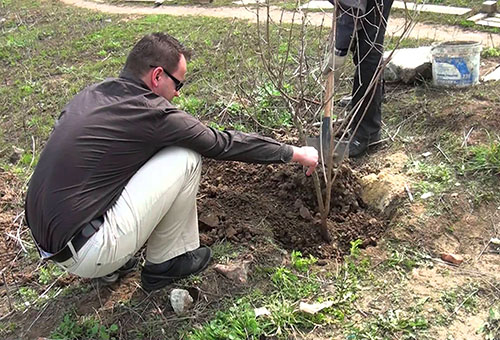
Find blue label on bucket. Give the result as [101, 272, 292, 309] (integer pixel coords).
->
[434, 57, 473, 86]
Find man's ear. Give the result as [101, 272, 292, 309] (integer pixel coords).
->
[151, 67, 161, 88]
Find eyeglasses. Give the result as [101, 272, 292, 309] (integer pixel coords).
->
[150, 65, 184, 91]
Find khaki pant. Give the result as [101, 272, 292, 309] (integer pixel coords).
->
[57, 147, 202, 278]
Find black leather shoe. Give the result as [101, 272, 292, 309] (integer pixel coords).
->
[141, 246, 212, 292]
[349, 132, 381, 158]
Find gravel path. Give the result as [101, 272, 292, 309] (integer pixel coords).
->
[60, 0, 500, 48]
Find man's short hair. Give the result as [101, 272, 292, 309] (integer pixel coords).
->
[124, 32, 192, 78]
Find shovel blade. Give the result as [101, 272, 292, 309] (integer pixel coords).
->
[306, 137, 349, 166]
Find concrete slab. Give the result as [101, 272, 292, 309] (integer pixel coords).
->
[476, 19, 500, 28]
[483, 66, 500, 82]
[300, 0, 332, 9]
[467, 13, 488, 22]
[300, 1, 471, 15]
[392, 2, 471, 15]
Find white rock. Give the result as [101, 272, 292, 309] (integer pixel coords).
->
[490, 238, 500, 245]
[170, 289, 193, 315]
[384, 47, 433, 83]
[299, 301, 334, 314]
[421, 151, 432, 158]
[420, 192, 434, 199]
[254, 307, 271, 317]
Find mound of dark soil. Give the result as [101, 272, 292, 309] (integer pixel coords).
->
[198, 159, 387, 259]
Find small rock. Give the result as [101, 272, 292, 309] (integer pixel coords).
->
[170, 289, 194, 315]
[420, 192, 434, 200]
[440, 253, 464, 265]
[299, 206, 312, 220]
[490, 238, 500, 245]
[199, 212, 219, 228]
[299, 301, 334, 314]
[214, 260, 251, 284]
[9, 146, 24, 164]
[294, 199, 303, 209]
[225, 226, 237, 239]
[421, 151, 432, 158]
[254, 306, 271, 317]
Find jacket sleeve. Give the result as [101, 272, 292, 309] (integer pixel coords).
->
[155, 107, 294, 164]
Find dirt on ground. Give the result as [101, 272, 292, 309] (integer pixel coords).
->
[197, 159, 386, 259]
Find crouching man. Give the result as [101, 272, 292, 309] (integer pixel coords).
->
[25, 32, 318, 292]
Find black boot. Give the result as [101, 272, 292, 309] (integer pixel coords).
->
[141, 246, 212, 292]
[349, 131, 381, 158]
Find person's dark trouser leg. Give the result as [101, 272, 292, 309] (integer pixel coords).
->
[351, 0, 393, 141]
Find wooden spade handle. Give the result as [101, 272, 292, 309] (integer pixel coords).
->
[324, 70, 334, 119]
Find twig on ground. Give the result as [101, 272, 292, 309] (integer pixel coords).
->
[434, 143, 452, 163]
[25, 301, 51, 334]
[450, 289, 479, 317]
[461, 127, 474, 147]
[404, 183, 413, 202]
[0, 310, 14, 321]
[29, 135, 36, 168]
[475, 239, 491, 263]
[2, 271, 13, 311]
[389, 124, 402, 142]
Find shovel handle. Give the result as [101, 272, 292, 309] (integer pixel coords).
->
[324, 70, 335, 119]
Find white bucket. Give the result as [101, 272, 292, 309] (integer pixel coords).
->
[430, 41, 482, 87]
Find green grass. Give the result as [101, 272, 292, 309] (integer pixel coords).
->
[1, 0, 499, 339]
[480, 306, 500, 340]
[51, 313, 119, 340]
[465, 140, 500, 176]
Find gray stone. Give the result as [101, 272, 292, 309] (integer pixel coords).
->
[384, 46, 432, 83]
[170, 289, 194, 315]
[482, 1, 497, 14]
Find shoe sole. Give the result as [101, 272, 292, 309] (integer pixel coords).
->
[141, 248, 212, 292]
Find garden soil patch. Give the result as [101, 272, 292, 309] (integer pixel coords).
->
[197, 159, 387, 259]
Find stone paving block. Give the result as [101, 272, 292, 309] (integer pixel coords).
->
[467, 13, 488, 22]
[482, 1, 497, 14]
[476, 19, 500, 28]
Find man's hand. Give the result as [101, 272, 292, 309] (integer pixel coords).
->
[322, 52, 348, 76]
[292, 146, 319, 176]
